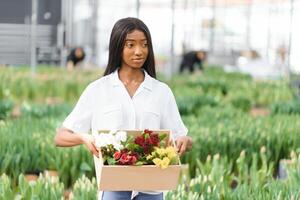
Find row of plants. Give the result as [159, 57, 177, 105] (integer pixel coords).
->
[0, 100, 72, 120]
[1, 150, 299, 199]
[0, 116, 94, 187]
[171, 68, 294, 108]
[0, 67, 295, 108]
[1, 66, 300, 198]
[166, 150, 300, 200]
[0, 174, 96, 200]
[0, 67, 101, 103]
[1, 102, 300, 187]
[182, 106, 300, 176]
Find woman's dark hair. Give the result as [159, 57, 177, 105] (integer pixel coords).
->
[104, 17, 156, 78]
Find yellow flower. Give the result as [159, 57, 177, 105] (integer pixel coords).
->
[152, 157, 170, 169]
[166, 146, 177, 159]
[151, 147, 178, 168]
[161, 157, 170, 169]
[146, 155, 152, 160]
[155, 147, 166, 156]
[153, 158, 162, 166]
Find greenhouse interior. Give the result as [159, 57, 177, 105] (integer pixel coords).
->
[1, 0, 300, 199]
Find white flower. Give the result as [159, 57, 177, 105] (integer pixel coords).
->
[112, 142, 123, 151]
[115, 131, 127, 142]
[94, 133, 112, 148]
[94, 131, 127, 150]
[105, 134, 115, 145]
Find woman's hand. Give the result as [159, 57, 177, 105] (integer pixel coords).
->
[80, 133, 99, 158]
[54, 127, 99, 157]
[175, 136, 193, 156]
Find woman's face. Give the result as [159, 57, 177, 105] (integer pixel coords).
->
[121, 30, 149, 70]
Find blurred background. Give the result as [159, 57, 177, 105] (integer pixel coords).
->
[1, 0, 299, 77]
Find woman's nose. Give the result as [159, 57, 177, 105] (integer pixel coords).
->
[134, 46, 143, 55]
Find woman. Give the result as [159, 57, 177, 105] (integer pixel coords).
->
[55, 17, 192, 200]
[66, 47, 85, 70]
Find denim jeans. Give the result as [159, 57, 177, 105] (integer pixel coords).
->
[102, 191, 163, 200]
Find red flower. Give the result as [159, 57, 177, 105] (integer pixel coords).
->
[119, 153, 130, 164]
[114, 151, 121, 160]
[135, 136, 145, 146]
[130, 155, 137, 164]
[121, 149, 128, 154]
[131, 152, 139, 159]
[134, 130, 161, 154]
[145, 138, 152, 145]
[117, 151, 139, 165]
[150, 133, 159, 146]
[144, 129, 153, 134]
[142, 144, 150, 154]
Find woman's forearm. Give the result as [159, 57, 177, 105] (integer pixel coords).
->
[54, 127, 84, 147]
[54, 127, 99, 157]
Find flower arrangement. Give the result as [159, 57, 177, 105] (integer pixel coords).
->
[93, 129, 179, 169]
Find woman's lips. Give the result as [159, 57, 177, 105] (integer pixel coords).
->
[132, 58, 144, 63]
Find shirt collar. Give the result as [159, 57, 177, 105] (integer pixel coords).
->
[110, 69, 153, 91]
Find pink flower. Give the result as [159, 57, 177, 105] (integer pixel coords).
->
[114, 151, 121, 160]
[119, 153, 130, 164]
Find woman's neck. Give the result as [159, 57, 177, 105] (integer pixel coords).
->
[118, 67, 144, 83]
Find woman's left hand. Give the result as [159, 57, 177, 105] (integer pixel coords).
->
[175, 136, 193, 156]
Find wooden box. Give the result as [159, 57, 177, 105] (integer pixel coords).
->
[93, 130, 181, 191]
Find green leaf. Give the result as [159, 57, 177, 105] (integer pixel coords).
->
[80, 162, 92, 171]
[159, 134, 167, 141]
[135, 161, 145, 166]
[144, 133, 150, 139]
[107, 157, 117, 165]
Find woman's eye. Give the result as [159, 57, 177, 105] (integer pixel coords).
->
[126, 43, 134, 48]
[143, 43, 148, 48]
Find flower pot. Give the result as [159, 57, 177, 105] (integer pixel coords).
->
[250, 107, 270, 117]
[44, 170, 59, 177]
[24, 174, 39, 182]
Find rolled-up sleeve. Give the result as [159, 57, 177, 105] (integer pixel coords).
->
[161, 87, 188, 139]
[63, 84, 94, 134]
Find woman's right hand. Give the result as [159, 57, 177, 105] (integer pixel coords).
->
[80, 133, 99, 157]
[54, 127, 99, 157]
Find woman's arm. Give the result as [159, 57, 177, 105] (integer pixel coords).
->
[54, 127, 99, 157]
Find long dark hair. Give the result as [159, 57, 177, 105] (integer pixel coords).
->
[104, 17, 156, 78]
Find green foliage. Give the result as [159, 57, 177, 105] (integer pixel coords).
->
[230, 96, 252, 112]
[166, 151, 300, 200]
[182, 106, 300, 177]
[0, 100, 13, 119]
[271, 100, 300, 115]
[177, 95, 218, 115]
[0, 67, 102, 104]
[0, 116, 94, 187]
[21, 103, 72, 118]
[1, 66, 300, 198]
[72, 175, 97, 200]
[0, 174, 14, 200]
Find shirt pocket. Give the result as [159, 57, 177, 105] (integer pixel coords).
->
[101, 104, 123, 129]
[141, 106, 161, 130]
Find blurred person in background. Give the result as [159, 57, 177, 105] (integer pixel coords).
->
[55, 17, 192, 200]
[179, 50, 206, 73]
[66, 47, 86, 70]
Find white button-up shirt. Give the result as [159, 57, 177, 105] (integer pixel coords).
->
[63, 69, 188, 138]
